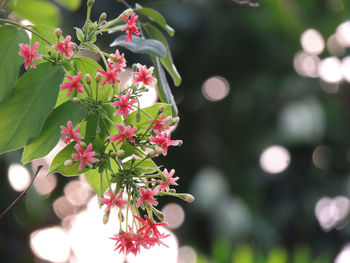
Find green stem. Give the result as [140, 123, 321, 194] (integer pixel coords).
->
[85, 4, 92, 30]
[0, 18, 52, 45]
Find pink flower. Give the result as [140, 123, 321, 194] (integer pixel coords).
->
[136, 187, 158, 207]
[111, 231, 139, 255]
[149, 113, 171, 133]
[143, 232, 170, 248]
[157, 169, 179, 192]
[121, 13, 140, 43]
[108, 49, 127, 71]
[133, 64, 157, 87]
[99, 189, 127, 212]
[18, 42, 42, 70]
[109, 122, 137, 145]
[52, 35, 75, 58]
[60, 121, 83, 144]
[150, 131, 179, 156]
[60, 72, 84, 96]
[71, 143, 99, 171]
[96, 61, 121, 87]
[111, 92, 137, 118]
[134, 215, 167, 237]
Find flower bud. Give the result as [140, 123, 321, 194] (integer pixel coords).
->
[171, 117, 180, 126]
[122, 8, 133, 18]
[80, 142, 87, 148]
[95, 72, 103, 83]
[99, 12, 107, 22]
[178, 193, 195, 203]
[87, 0, 95, 7]
[54, 28, 62, 39]
[158, 105, 165, 114]
[152, 207, 165, 221]
[103, 211, 110, 224]
[85, 73, 92, 84]
[147, 150, 156, 158]
[155, 146, 164, 155]
[136, 110, 141, 122]
[64, 159, 73, 167]
[117, 149, 125, 157]
[72, 97, 80, 104]
[177, 140, 183, 146]
[118, 210, 124, 222]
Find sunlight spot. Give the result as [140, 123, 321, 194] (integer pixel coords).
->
[64, 180, 90, 206]
[335, 244, 350, 263]
[8, 163, 31, 192]
[202, 76, 230, 101]
[53, 196, 76, 220]
[259, 146, 290, 174]
[336, 21, 350, 47]
[341, 56, 350, 82]
[177, 246, 197, 263]
[293, 51, 319, 78]
[319, 80, 339, 94]
[318, 56, 342, 83]
[162, 203, 185, 229]
[312, 146, 331, 169]
[300, 29, 325, 55]
[327, 34, 345, 56]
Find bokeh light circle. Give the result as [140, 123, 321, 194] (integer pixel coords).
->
[300, 29, 325, 55]
[8, 163, 31, 192]
[202, 76, 230, 101]
[259, 145, 291, 174]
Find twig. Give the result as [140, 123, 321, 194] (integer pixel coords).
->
[118, 0, 132, 9]
[231, 0, 260, 7]
[0, 165, 43, 220]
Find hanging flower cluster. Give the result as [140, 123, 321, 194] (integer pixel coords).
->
[3, 0, 191, 256]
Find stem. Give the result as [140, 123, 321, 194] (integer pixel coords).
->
[85, 4, 92, 30]
[0, 165, 43, 220]
[0, 19, 52, 45]
[118, 0, 132, 10]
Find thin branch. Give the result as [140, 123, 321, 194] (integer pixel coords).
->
[118, 0, 132, 9]
[0, 165, 43, 220]
[231, 0, 260, 7]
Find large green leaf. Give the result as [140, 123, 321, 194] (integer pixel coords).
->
[0, 26, 29, 103]
[144, 23, 181, 87]
[124, 103, 171, 133]
[135, 6, 175, 37]
[85, 168, 111, 197]
[54, 0, 81, 11]
[110, 35, 166, 58]
[32, 24, 57, 55]
[0, 63, 64, 154]
[151, 56, 178, 116]
[7, 0, 60, 27]
[22, 101, 88, 164]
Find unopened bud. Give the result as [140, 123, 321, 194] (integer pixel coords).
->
[85, 73, 92, 84]
[152, 207, 165, 221]
[122, 8, 133, 18]
[117, 149, 125, 157]
[72, 97, 80, 104]
[146, 66, 154, 75]
[103, 211, 110, 224]
[95, 72, 103, 83]
[99, 12, 107, 21]
[171, 117, 180, 126]
[118, 210, 124, 222]
[155, 146, 164, 155]
[148, 150, 156, 158]
[110, 152, 117, 159]
[179, 193, 195, 203]
[177, 140, 183, 146]
[87, 0, 95, 7]
[64, 159, 73, 167]
[169, 189, 176, 193]
[80, 142, 87, 148]
[158, 105, 165, 114]
[54, 28, 62, 39]
[136, 110, 141, 122]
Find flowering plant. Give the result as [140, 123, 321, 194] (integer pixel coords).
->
[0, 0, 193, 255]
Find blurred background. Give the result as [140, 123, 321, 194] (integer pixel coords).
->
[2, 0, 350, 262]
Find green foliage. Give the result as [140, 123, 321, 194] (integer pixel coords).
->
[32, 24, 57, 55]
[22, 101, 88, 164]
[54, 0, 82, 11]
[85, 168, 111, 197]
[151, 56, 178, 116]
[144, 23, 181, 87]
[232, 245, 254, 263]
[7, 0, 60, 27]
[0, 63, 64, 154]
[212, 239, 232, 263]
[266, 248, 288, 263]
[111, 35, 166, 58]
[136, 6, 175, 37]
[0, 26, 29, 103]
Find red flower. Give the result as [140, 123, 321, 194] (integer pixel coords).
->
[71, 143, 99, 171]
[60, 121, 83, 144]
[96, 61, 121, 87]
[110, 231, 139, 255]
[60, 72, 84, 96]
[109, 122, 137, 145]
[149, 113, 171, 133]
[18, 42, 42, 70]
[133, 64, 157, 87]
[150, 131, 179, 156]
[121, 13, 140, 43]
[99, 189, 127, 212]
[134, 215, 167, 237]
[52, 35, 75, 58]
[136, 187, 158, 207]
[111, 92, 137, 118]
[108, 49, 127, 71]
[157, 168, 179, 192]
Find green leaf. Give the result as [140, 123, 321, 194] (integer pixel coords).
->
[85, 168, 110, 197]
[124, 103, 171, 133]
[110, 35, 166, 58]
[266, 248, 287, 263]
[0, 25, 29, 103]
[49, 143, 89, 176]
[136, 6, 175, 37]
[32, 24, 57, 55]
[7, 0, 60, 27]
[151, 56, 178, 116]
[22, 101, 88, 164]
[232, 245, 253, 263]
[123, 158, 159, 175]
[0, 63, 64, 154]
[54, 0, 82, 11]
[144, 23, 181, 87]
